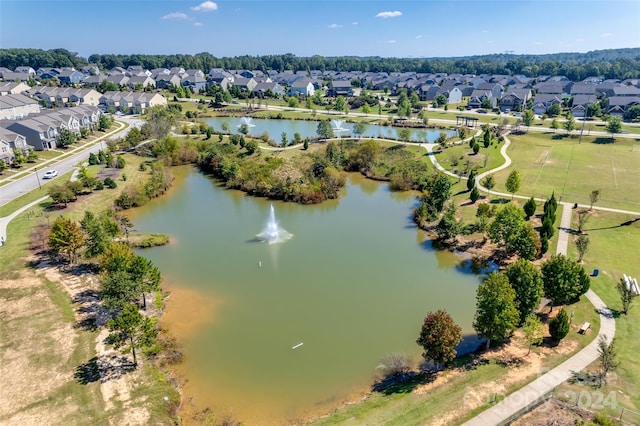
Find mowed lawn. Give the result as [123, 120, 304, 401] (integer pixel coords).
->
[492, 133, 640, 211]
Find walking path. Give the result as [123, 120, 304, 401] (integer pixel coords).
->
[0, 196, 49, 246]
[450, 136, 618, 426]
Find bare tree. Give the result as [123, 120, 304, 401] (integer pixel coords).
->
[617, 277, 638, 315]
[575, 234, 590, 262]
[577, 209, 590, 233]
[589, 189, 600, 210]
[597, 336, 619, 387]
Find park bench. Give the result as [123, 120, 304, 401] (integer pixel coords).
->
[579, 322, 591, 334]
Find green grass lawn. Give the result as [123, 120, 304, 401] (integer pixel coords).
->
[491, 132, 640, 211]
[435, 141, 506, 176]
[554, 210, 640, 421]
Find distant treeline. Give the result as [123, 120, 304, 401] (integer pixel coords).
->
[1, 47, 640, 81]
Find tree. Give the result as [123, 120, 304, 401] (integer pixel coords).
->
[80, 210, 112, 258]
[505, 169, 521, 199]
[488, 203, 528, 255]
[98, 113, 112, 131]
[281, 132, 288, 147]
[606, 116, 622, 141]
[416, 309, 462, 367]
[589, 189, 600, 210]
[550, 118, 559, 133]
[244, 139, 258, 155]
[49, 216, 85, 263]
[523, 196, 537, 220]
[547, 103, 561, 117]
[129, 255, 161, 310]
[398, 128, 411, 142]
[316, 120, 334, 139]
[522, 110, 535, 130]
[435, 205, 462, 241]
[542, 254, 591, 308]
[472, 143, 480, 155]
[617, 278, 638, 315]
[597, 336, 619, 387]
[564, 113, 576, 133]
[238, 123, 249, 136]
[575, 234, 590, 262]
[470, 186, 480, 204]
[467, 169, 477, 192]
[107, 304, 157, 367]
[577, 209, 590, 233]
[481, 175, 495, 197]
[473, 272, 519, 350]
[522, 315, 545, 355]
[548, 308, 570, 341]
[48, 184, 75, 206]
[334, 96, 346, 113]
[353, 122, 367, 138]
[57, 127, 77, 149]
[505, 259, 544, 325]
[303, 139, 309, 150]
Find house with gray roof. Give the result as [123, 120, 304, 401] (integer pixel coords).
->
[532, 93, 563, 115]
[570, 94, 598, 117]
[498, 88, 532, 112]
[14, 66, 36, 76]
[126, 76, 156, 89]
[328, 80, 353, 97]
[0, 127, 31, 163]
[0, 82, 30, 96]
[0, 94, 41, 120]
[288, 78, 315, 97]
[155, 74, 182, 90]
[253, 82, 285, 97]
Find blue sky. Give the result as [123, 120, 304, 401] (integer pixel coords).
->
[1, 0, 639, 59]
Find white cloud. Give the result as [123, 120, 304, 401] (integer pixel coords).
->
[376, 11, 402, 18]
[415, 35, 422, 39]
[387, 39, 397, 44]
[193, 22, 203, 27]
[191, 1, 218, 12]
[352, 21, 358, 25]
[328, 23, 342, 29]
[162, 12, 189, 20]
[600, 32, 613, 38]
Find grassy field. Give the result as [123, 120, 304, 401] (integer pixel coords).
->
[491, 132, 640, 211]
[435, 140, 506, 176]
[557, 210, 640, 421]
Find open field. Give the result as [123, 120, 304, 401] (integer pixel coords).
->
[491, 132, 640, 211]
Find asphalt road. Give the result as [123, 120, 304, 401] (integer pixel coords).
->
[0, 117, 143, 206]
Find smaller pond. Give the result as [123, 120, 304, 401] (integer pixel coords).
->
[205, 116, 457, 144]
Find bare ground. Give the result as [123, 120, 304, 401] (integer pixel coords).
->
[0, 259, 152, 426]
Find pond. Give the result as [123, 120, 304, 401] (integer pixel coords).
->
[205, 116, 457, 144]
[129, 167, 484, 424]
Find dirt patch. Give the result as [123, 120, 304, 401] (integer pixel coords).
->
[511, 397, 599, 426]
[0, 271, 79, 423]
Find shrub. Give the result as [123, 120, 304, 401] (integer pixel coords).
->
[549, 308, 570, 341]
[104, 177, 117, 189]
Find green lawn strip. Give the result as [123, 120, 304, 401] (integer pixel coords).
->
[434, 141, 505, 176]
[561, 210, 640, 413]
[491, 132, 640, 212]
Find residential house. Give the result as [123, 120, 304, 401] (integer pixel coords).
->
[606, 96, 640, 117]
[232, 77, 258, 93]
[499, 88, 532, 112]
[14, 66, 36, 76]
[81, 74, 108, 87]
[328, 80, 353, 97]
[1, 71, 31, 82]
[57, 70, 84, 85]
[105, 75, 130, 87]
[532, 94, 563, 115]
[0, 94, 41, 120]
[0, 82, 30, 95]
[570, 94, 598, 117]
[126, 75, 156, 89]
[467, 83, 503, 108]
[0, 137, 15, 164]
[181, 75, 207, 92]
[253, 82, 285, 97]
[155, 74, 182, 89]
[6, 118, 58, 150]
[288, 78, 315, 96]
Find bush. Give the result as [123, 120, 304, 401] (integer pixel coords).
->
[104, 177, 118, 189]
[549, 308, 570, 341]
[94, 181, 104, 190]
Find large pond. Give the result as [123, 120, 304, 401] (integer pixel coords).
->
[205, 116, 457, 144]
[129, 167, 484, 424]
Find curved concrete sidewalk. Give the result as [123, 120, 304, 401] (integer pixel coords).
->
[449, 135, 617, 425]
[0, 196, 49, 246]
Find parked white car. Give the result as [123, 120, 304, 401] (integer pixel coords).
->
[42, 170, 58, 179]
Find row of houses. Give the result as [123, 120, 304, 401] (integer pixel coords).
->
[0, 105, 101, 158]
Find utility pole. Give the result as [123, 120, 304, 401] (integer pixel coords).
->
[35, 167, 41, 189]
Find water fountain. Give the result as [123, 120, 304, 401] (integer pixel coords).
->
[256, 204, 292, 244]
[331, 119, 348, 134]
[239, 116, 256, 128]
